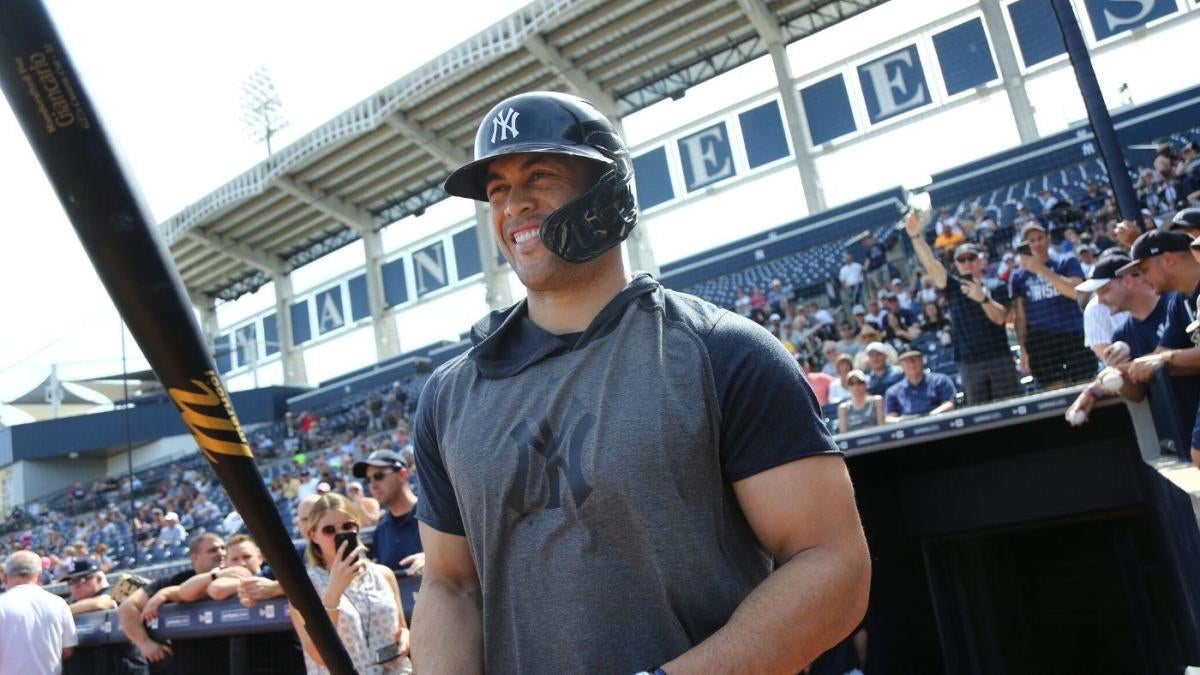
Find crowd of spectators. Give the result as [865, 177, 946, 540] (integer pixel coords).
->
[0, 377, 424, 585]
[726, 140, 1200, 437]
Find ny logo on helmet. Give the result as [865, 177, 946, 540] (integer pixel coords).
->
[491, 107, 520, 144]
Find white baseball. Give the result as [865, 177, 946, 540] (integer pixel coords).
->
[1107, 341, 1131, 363]
[1066, 409, 1087, 426]
[1100, 369, 1124, 393]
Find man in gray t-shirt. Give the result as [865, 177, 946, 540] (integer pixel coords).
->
[410, 91, 870, 674]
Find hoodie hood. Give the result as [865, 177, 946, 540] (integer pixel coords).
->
[469, 273, 659, 379]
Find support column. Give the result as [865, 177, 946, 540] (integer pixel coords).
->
[474, 202, 513, 310]
[192, 292, 220, 352]
[735, 0, 826, 213]
[980, 0, 1040, 143]
[362, 229, 401, 359]
[271, 273, 308, 385]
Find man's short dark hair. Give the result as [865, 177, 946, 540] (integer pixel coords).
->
[189, 532, 222, 555]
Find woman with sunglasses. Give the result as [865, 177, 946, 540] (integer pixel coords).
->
[290, 493, 411, 674]
[837, 369, 885, 433]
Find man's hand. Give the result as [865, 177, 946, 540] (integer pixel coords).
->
[961, 279, 986, 303]
[135, 638, 173, 663]
[399, 552, 426, 577]
[1114, 219, 1141, 249]
[141, 590, 170, 622]
[1128, 352, 1168, 383]
[904, 210, 924, 238]
[237, 577, 282, 607]
[1019, 253, 1046, 275]
[217, 566, 253, 579]
[1102, 342, 1132, 367]
[397, 626, 411, 658]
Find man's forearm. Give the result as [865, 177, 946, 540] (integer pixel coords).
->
[1037, 269, 1081, 300]
[909, 236, 947, 288]
[118, 602, 152, 645]
[930, 401, 955, 415]
[70, 596, 117, 615]
[410, 579, 483, 675]
[980, 298, 1008, 326]
[662, 542, 870, 673]
[1164, 347, 1200, 375]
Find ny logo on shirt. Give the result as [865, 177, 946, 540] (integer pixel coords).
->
[507, 396, 595, 515]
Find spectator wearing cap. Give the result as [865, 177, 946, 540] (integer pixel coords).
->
[1067, 254, 1200, 441]
[767, 278, 793, 319]
[1168, 207, 1200, 238]
[156, 512, 187, 548]
[62, 558, 148, 674]
[1077, 244, 1098, 277]
[864, 342, 904, 397]
[884, 352, 958, 423]
[837, 370, 884, 433]
[828, 353, 855, 404]
[354, 450, 424, 575]
[906, 211, 1018, 404]
[861, 231, 891, 296]
[1010, 222, 1097, 388]
[1080, 252, 1132, 361]
[347, 481, 383, 526]
[1123, 231, 1200, 467]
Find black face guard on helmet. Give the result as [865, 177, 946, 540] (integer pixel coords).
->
[442, 91, 638, 264]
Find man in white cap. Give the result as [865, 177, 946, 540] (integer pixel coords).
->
[864, 341, 903, 397]
[156, 512, 187, 547]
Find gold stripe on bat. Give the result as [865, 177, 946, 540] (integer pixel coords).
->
[166, 372, 254, 462]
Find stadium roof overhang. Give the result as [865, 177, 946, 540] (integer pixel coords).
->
[160, 0, 889, 301]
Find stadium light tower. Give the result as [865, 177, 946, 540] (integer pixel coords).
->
[239, 66, 288, 158]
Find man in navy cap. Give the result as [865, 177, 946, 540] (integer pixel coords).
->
[1166, 207, 1200, 238]
[63, 558, 149, 674]
[1123, 230, 1200, 467]
[1065, 251, 1199, 440]
[354, 449, 424, 575]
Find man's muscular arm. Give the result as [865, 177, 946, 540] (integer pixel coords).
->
[410, 523, 483, 675]
[662, 455, 871, 673]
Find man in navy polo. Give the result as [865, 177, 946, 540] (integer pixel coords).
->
[1010, 222, 1096, 388]
[884, 351, 957, 423]
[354, 449, 424, 575]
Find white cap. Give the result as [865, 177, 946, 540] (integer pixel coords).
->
[865, 341, 888, 355]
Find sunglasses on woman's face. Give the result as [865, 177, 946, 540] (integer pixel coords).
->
[955, 254, 977, 263]
[318, 521, 359, 537]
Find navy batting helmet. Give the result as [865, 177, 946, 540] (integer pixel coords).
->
[443, 91, 637, 264]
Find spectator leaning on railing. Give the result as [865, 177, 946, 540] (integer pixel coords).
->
[118, 533, 228, 672]
[61, 557, 148, 675]
[1121, 230, 1200, 468]
[884, 351, 958, 423]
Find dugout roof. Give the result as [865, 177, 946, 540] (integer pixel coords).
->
[160, 0, 888, 301]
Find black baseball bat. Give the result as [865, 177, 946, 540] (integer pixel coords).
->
[0, 3, 356, 672]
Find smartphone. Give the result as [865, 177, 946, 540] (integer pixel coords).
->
[334, 531, 360, 561]
[375, 643, 402, 664]
[1016, 242, 1032, 256]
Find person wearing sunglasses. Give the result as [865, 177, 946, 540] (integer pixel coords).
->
[292, 493, 410, 674]
[62, 557, 149, 675]
[353, 450, 424, 576]
[905, 211, 1019, 405]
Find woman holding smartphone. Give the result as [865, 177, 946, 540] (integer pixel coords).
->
[291, 493, 411, 674]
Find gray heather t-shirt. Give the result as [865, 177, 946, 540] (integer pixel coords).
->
[414, 274, 840, 673]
